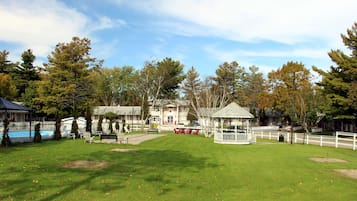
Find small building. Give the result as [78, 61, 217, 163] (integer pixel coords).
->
[149, 99, 190, 126]
[213, 102, 255, 144]
[0, 97, 30, 122]
[92, 106, 141, 123]
[92, 106, 142, 132]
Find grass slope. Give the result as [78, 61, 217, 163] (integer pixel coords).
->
[0, 135, 356, 201]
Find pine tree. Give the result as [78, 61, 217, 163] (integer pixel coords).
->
[313, 22, 357, 119]
[182, 66, 201, 121]
[12, 49, 40, 100]
[35, 37, 101, 140]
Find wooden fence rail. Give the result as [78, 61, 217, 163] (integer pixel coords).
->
[253, 131, 356, 151]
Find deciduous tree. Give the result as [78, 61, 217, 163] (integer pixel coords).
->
[268, 61, 313, 131]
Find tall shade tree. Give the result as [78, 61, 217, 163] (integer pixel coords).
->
[93, 66, 139, 106]
[212, 61, 248, 106]
[183, 67, 220, 137]
[157, 57, 185, 99]
[182, 66, 201, 121]
[115, 66, 140, 105]
[245, 66, 269, 124]
[268, 61, 313, 130]
[313, 22, 357, 120]
[93, 67, 122, 106]
[35, 37, 101, 139]
[136, 61, 164, 128]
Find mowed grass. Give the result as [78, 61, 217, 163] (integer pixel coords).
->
[0, 134, 356, 201]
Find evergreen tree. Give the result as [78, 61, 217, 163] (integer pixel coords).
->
[0, 50, 17, 74]
[212, 61, 247, 106]
[182, 66, 201, 121]
[313, 22, 357, 119]
[157, 57, 185, 99]
[34, 37, 101, 140]
[12, 49, 40, 100]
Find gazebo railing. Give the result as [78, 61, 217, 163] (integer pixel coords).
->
[214, 128, 254, 144]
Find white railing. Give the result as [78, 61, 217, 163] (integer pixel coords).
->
[254, 131, 356, 151]
[214, 128, 255, 144]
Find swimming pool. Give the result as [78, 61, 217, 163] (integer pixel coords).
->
[0, 130, 54, 138]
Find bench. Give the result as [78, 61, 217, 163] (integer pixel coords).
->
[100, 134, 118, 142]
[147, 128, 159, 133]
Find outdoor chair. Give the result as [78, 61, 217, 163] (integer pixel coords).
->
[179, 128, 185, 134]
[83, 132, 95, 144]
[117, 133, 129, 144]
[192, 129, 199, 135]
[185, 128, 192, 134]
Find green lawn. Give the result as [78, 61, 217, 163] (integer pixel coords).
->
[1, 134, 356, 201]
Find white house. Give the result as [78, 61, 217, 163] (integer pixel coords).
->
[148, 99, 190, 126]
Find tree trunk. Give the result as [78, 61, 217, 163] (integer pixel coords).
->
[54, 117, 62, 140]
[1, 118, 12, 147]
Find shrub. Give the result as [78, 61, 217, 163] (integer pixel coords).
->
[33, 123, 42, 143]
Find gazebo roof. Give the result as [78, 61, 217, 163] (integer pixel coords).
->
[212, 102, 254, 119]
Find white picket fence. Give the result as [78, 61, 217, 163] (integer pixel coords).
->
[254, 131, 356, 151]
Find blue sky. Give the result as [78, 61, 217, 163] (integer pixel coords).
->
[1, 0, 356, 78]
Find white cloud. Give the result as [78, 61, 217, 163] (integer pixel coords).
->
[115, 0, 357, 46]
[0, 0, 125, 59]
[204, 44, 328, 63]
[0, 0, 88, 56]
[90, 16, 126, 32]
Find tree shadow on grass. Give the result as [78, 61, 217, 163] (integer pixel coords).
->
[0, 139, 72, 154]
[0, 148, 219, 200]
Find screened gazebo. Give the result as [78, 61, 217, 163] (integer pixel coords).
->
[213, 102, 255, 144]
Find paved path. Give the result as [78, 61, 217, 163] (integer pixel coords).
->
[125, 134, 166, 145]
[97, 134, 166, 145]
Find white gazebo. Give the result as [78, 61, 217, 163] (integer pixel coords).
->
[213, 102, 255, 144]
